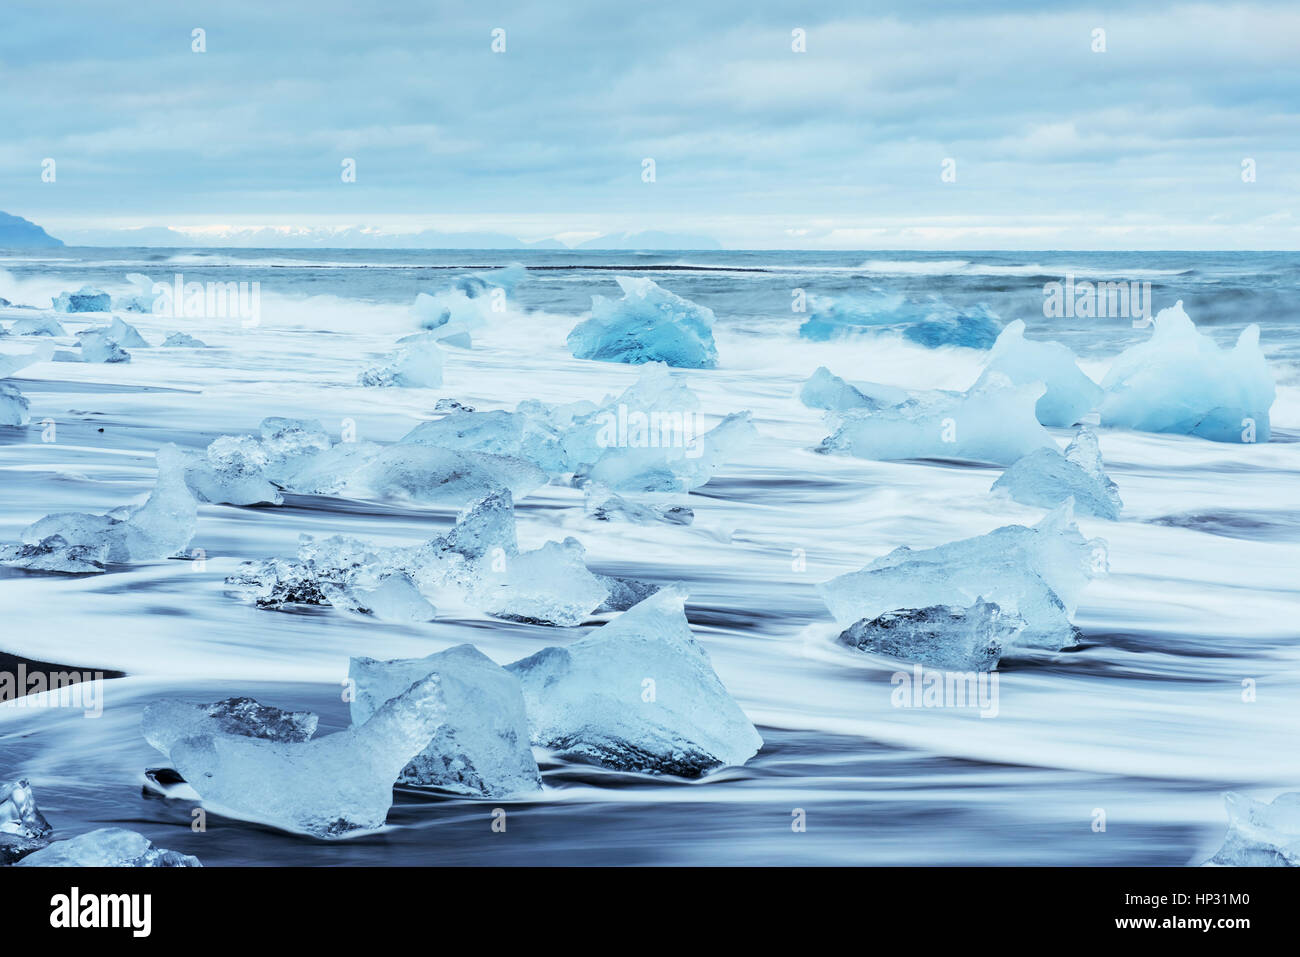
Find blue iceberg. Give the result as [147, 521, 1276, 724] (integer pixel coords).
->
[975, 320, 1103, 427]
[568, 276, 718, 368]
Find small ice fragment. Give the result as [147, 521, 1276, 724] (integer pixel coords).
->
[799, 366, 910, 412]
[469, 537, 608, 626]
[0, 534, 109, 573]
[52, 286, 111, 313]
[348, 645, 541, 796]
[162, 332, 207, 347]
[163, 673, 458, 837]
[333, 572, 437, 623]
[975, 320, 1103, 427]
[78, 316, 148, 348]
[16, 827, 200, 867]
[10, 315, 65, 336]
[568, 276, 718, 368]
[583, 483, 693, 526]
[507, 587, 763, 776]
[0, 778, 53, 864]
[818, 373, 1055, 466]
[1100, 302, 1275, 442]
[23, 444, 198, 563]
[836, 599, 1022, 671]
[0, 382, 31, 426]
[359, 338, 444, 387]
[818, 501, 1105, 650]
[992, 426, 1122, 519]
[142, 697, 318, 758]
[77, 331, 131, 363]
[183, 434, 282, 505]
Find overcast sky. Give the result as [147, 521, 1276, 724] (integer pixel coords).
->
[2, 0, 1298, 248]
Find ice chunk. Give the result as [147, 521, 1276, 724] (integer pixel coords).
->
[0, 778, 53, 864]
[162, 673, 459, 837]
[259, 416, 331, 469]
[23, 444, 198, 563]
[800, 366, 910, 412]
[143, 697, 318, 758]
[78, 331, 131, 363]
[1100, 302, 1275, 443]
[343, 444, 547, 505]
[359, 338, 443, 387]
[52, 286, 110, 313]
[16, 828, 200, 867]
[78, 316, 149, 348]
[162, 332, 207, 347]
[182, 434, 282, 505]
[799, 292, 1002, 348]
[9, 315, 65, 336]
[0, 382, 30, 426]
[583, 483, 693, 526]
[818, 501, 1105, 650]
[348, 645, 541, 796]
[468, 537, 608, 626]
[1207, 792, 1300, 867]
[0, 341, 54, 378]
[975, 320, 1103, 427]
[836, 599, 1022, 671]
[410, 264, 527, 347]
[0, 534, 109, 573]
[507, 588, 762, 775]
[568, 276, 718, 368]
[336, 572, 437, 622]
[818, 374, 1055, 466]
[992, 427, 1122, 519]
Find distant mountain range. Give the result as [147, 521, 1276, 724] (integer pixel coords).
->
[0, 211, 64, 247]
[45, 223, 722, 250]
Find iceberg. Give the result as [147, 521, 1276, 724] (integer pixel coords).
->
[162, 332, 207, 347]
[143, 697, 318, 758]
[507, 588, 762, 776]
[975, 320, 1103, 427]
[568, 276, 718, 368]
[818, 373, 1055, 466]
[16, 828, 200, 867]
[358, 338, 443, 388]
[799, 292, 1002, 348]
[800, 366, 910, 412]
[836, 599, 1022, 671]
[992, 427, 1122, 519]
[348, 645, 541, 796]
[22, 444, 198, 563]
[1207, 792, 1300, 867]
[9, 315, 65, 336]
[0, 534, 109, 573]
[818, 501, 1106, 650]
[1100, 302, 1275, 443]
[162, 673, 459, 837]
[0, 778, 53, 864]
[52, 286, 111, 313]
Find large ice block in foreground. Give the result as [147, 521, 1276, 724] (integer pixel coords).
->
[837, 599, 1023, 671]
[1207, 792, 1300, 867]
[22, 444, 197, 563]
[163, 674, 461, 837]
[818, 374, 1056, 466]
[17, 828, 200, 867]
[992, 427, 1122, 519]
[1100, 302, 1275, 442]
[568, 276, 718, 368]
[507, 588, 763, 776]
[819, 501, 1106, 650]
[52, 286, 111, 313]
[349, 645, 541, 796]
[975, 320, 1102, 427]
[143, 696, 318, 757]
[358, 338, 444, 387]
[0, 778, 53, 864]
